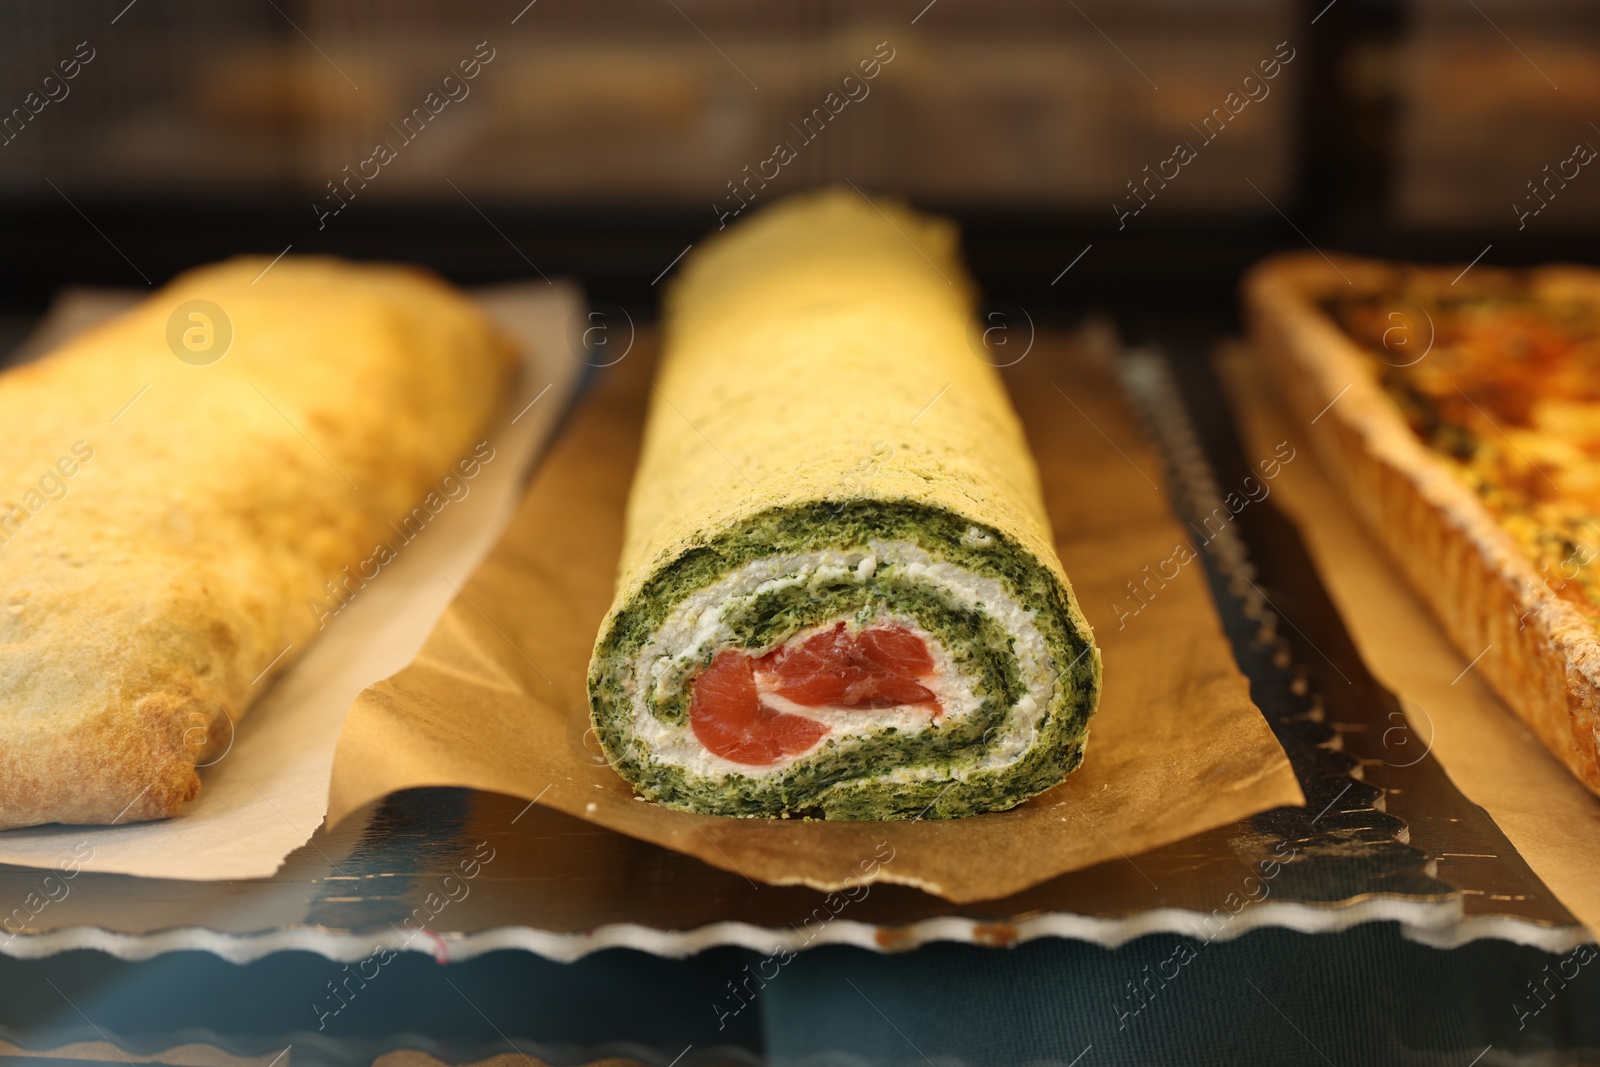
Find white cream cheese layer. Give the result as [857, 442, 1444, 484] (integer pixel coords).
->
[623, 539, 1057, 781]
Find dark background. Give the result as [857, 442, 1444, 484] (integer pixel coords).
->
[2, 0, 1597, 333]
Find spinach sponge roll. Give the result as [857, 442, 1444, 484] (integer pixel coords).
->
[587, 189, 1101, 820]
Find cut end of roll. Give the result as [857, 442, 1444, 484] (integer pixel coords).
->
[588, 500, 1100, 820]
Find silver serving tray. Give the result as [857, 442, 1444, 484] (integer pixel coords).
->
[0, 350, 1586, 963]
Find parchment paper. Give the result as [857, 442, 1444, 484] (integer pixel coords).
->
[1219, 344, 1600, 936]
[327, 330, 1304, 904]
[0, 281, 584, 880]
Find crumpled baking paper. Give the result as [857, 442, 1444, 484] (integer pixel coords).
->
[326, 329, 1304, 904]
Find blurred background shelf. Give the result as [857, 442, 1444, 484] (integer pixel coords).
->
[0, 0, 1595, 317]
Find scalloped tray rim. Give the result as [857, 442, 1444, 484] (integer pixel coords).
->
[2, 897, 1589, 965]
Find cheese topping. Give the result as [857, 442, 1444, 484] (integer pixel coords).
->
[1335, 292, 1600, 621]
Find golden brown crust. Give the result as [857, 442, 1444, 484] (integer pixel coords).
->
[0, 257, 517, 829]
[1245, 252, 1600, 794]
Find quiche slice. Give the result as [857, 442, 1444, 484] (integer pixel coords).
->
[1246, 252, 1600, 793]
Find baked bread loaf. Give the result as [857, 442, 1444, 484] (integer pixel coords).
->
[586, 190, 1101, 820]
[1246, 252, 1600, 793]
[0, 257, 516, 829]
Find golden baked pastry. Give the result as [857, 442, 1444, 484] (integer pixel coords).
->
[0, 257, 516, 829]
[1247, 253, 1600, 793]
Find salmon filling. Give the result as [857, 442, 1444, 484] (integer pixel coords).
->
[690, 623, 942, 766]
